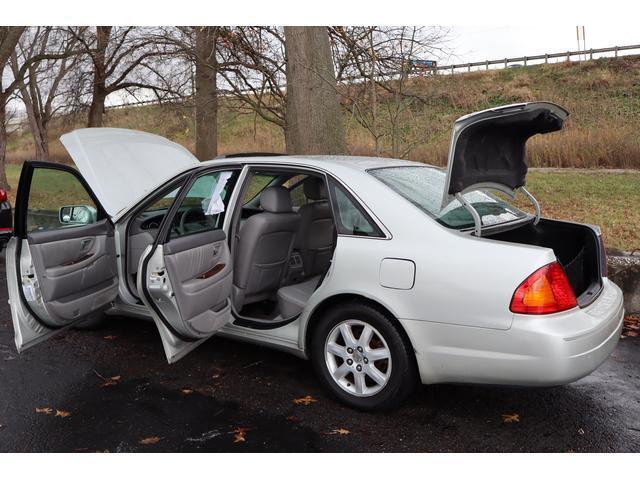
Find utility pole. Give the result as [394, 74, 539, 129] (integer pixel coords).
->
[576, 26, 586, 60]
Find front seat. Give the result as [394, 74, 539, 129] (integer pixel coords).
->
[233, 186, 300, 310]
[295, 177, 335, 278]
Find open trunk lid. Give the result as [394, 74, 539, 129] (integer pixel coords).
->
[441, 102, 569, 212]
[60, 128, 199, 221]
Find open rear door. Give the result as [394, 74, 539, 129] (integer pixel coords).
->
[137, 168, 241, 363]
[7, 162, 118, 352]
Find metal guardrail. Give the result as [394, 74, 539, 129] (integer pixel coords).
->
[103, 43, 640, 111]
[437, 44, 640, 73]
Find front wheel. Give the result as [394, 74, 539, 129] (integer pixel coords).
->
[310, 301, 417, 411]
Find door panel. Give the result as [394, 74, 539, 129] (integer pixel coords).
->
[136, 169, 241, 363]
[27, 220, 117, 322]
[164, 230, 232, 330]
[137, 231, 233, 363]
[7, 161, 117, 352]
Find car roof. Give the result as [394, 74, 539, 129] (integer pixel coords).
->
[201, 155, 434, 174]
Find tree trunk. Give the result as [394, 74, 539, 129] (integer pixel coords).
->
[87, 26, 111, 128]
[18, 77, 49, 160]
[284, 26, 345, 155]
[88, 88, 107, 127]
[0, 99, 11, 190]
[194, 27, 218, 160]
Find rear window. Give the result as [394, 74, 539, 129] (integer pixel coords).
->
[369, 166, 527, 230]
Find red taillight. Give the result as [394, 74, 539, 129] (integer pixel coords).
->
[0, 188, 6, 202]
[510, 262, 577, 315]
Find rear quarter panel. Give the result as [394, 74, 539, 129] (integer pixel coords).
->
[302, 166, 558, 340]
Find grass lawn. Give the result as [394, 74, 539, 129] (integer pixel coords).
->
[519, 171, 640, 252]
[5, 164, 639, 251]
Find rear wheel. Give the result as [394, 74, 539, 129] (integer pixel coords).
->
[310, 301, 417, 411]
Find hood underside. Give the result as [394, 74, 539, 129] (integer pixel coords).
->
[60, 128, 199, 220]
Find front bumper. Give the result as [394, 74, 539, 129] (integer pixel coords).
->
[400, 278, 624, 386]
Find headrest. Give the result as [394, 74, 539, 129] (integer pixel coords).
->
[260, 186, 293, 213]
[303, 177, 327, 201]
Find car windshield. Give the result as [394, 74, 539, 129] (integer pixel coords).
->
[369, 166, 527, 229]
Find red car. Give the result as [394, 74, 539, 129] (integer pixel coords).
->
[0, 188, 13, 251]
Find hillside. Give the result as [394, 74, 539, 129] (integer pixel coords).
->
[5, 55, 640, 168]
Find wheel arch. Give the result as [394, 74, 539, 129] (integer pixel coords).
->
[302, 293, 415, 358]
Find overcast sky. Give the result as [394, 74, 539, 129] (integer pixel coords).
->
[442, 25, 639, 64]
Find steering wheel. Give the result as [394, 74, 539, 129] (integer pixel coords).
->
[178, 207, 207, 234]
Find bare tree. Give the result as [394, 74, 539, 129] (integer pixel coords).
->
[71, 26, 179, 127]
[330, 26, 448, 158]
[283, 26, 345, 155]
[10, 27, 80, 161]
[217, 27, 287, 131]
[145, 26, 225, 159]
[0, 27, 27, 189]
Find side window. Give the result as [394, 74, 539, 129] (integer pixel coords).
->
[133, 185, 182, 232]
[27, 168, 98, 233]
[170, 170, 239, 238]
[242, 173, 277, 205]
[145, 187, 181, 213]
[285, 175, 309, 208]
[329, 180, 383, 237]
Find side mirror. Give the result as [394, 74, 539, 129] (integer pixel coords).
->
[59, 205, 97, 225]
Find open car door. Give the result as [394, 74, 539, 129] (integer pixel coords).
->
[137, 168, 241, 363]
[7, 162, 118, 351]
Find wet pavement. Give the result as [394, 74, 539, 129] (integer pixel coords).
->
[0, 260, 639, 452]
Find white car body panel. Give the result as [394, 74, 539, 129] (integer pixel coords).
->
[60, 128, 198, 220]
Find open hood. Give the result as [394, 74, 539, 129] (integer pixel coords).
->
[61, 128, 199, 220]
[441, 102, 569, 208]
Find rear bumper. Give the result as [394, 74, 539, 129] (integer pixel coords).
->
[401, 278, 624, 386]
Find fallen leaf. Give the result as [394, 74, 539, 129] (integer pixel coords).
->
[327, 428, 351, 435]
[623, 315, 640, 337]
[103, 335, 117, 341]
[286, 416, 297, 422]
[139, 436, 163, 445]
[232, 427, 250, 443]
[181, 388, 194, 395]
[501, 413, 520, 423]
[55, 410, 71, 418]
[35, 407, 53, 415]
[293, 395, 318, 406]
[100, 376, 121, 387]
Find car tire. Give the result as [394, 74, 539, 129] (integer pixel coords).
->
[73, 311, 109, 330]
[310, 301, 417, 411]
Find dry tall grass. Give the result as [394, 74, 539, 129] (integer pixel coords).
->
[5, 55, 640, 168]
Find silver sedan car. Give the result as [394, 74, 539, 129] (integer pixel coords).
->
[7, 102, 624, 410]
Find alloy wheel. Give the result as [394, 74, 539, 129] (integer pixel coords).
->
[324, 319, 392, 397]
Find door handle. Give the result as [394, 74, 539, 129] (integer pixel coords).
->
[80, 239, 92, 250]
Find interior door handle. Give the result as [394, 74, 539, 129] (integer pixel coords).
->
[80, 239, 92, 250]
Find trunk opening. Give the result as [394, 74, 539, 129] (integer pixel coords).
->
[487, 218, 604, 307]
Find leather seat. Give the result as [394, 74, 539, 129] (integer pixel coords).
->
[295, 177, 335, 278]
[233, 186, 300, 310]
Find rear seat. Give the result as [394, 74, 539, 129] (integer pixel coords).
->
[277, 275, 321, 318]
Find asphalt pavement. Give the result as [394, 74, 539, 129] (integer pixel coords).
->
[0, 260, 638, 452]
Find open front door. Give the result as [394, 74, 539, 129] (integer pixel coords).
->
[7, 162, 118, 352]
[137, 169, 240, 363]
